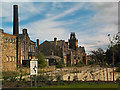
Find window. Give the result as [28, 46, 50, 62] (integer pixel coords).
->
[10, 56, 12, 62]
[13, 39, 15, 43]
[10, 38, 12, 43]
[29, 56, 31, 59]
[29, 45, 31, 52]
[33, 46, 35, 52]
[13, 57, 15, 61]
[6, 56, 9, 62]
[21, 56, 23, 60]
[23, 56, 25, 59]
[74, 57, 76, 59]
[22, 44, 25, 51]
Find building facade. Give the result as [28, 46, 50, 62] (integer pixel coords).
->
[1, 5, 37, 71]
[38, 32, 87, 67]
[1, 29, 17, 71]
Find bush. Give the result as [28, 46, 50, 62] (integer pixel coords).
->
[37, 75, 49, 83]
[2, 71, 18, 81]
[56, 60, 64, 68]
[10, 76, 17, 82]
[75, 62, 85, 67]
[116, 77, 120, 84]
[87, 60, 94, 65]
[36, 52, 47, 68]
[3, 76, 9, 80]
[16, 81, 24, 87]
[116, 66, 120, 72]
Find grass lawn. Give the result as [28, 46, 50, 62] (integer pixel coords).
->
[39, 82, 119, 88]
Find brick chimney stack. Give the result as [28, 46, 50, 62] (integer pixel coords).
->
[13, 5, 19, 35]
[37, 39, 39, 47]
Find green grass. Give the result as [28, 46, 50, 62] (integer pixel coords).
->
[39, 82, 119, 88]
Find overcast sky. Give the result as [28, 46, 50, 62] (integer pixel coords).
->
[1, 1, 118, 54]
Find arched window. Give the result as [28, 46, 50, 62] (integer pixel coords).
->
[10, 56, 12, 62]
[21, 56, 23, 60]
[6, 56, 9, 62]
[23, 56, 25, 59]
[13, 57, 15, 61]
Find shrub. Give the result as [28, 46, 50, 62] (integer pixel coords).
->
[116, 66, 120, 72]
[16, 81, 24, 87]
[56, 60, 64, 68]
[2, 71, 18, 81]
[10, 76, 17, 82]
[36, 52, 47, 68]
[37, 75, 49, 84]
[3, 76, 9, 80]
[75, 62, 85, 67]
[116, 77, 120, 84]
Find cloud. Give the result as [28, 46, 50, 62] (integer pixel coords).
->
[45, 3, 84, 21]
[21, 19, 69, 41]
[1, 2, 118, 54]
[1, 0, 119, 2]
[1, 2, 47, 22]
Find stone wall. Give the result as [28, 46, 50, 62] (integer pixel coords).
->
[2, 32, 17, 72]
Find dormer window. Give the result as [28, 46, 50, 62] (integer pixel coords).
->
[6, 38, 9, 42]
[10, 38, 12, 43]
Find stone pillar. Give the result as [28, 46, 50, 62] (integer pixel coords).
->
[13, 5, 19, 35]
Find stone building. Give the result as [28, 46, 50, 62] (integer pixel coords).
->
[15, 28, 36, 67]
[1, 29, 17, 71]
[38, 32, 87, 67]
[1, 5, 37, 71]
[13, 5, 37, 67]
[1, 4, 87, 71]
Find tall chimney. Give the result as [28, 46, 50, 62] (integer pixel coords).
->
[37, 39, 39, 46]
[13, 5, 19, 35]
